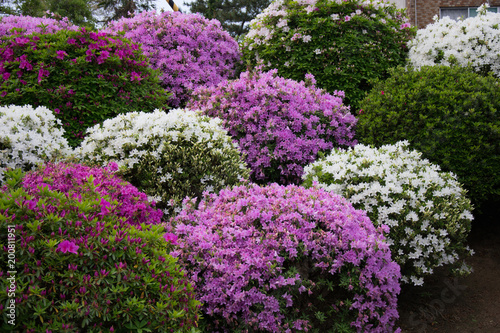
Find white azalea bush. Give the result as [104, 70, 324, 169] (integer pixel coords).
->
[408, 4, 500, 77]
[242, 0, 415, 109]
[302, 141, 474, 286]
[76, 109, 250, 215]
[0, 105, 71, 184]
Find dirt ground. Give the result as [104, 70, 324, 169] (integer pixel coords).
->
[397, 206, 500, 333]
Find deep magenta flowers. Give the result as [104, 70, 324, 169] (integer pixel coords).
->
[57, 240, 79, 254]
[188, 69, 357, 184]
[163, 233, 178, 245]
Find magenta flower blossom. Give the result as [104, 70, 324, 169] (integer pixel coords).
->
[163, 233, 178, 245]
[56, 50, 68, 60]
[57, 240, 79, 254]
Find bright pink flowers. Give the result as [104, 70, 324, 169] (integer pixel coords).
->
[163, 233, 178, 245]
[57, 240, 79, 254]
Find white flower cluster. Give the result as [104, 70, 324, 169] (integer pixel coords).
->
[408, 4, 500, 76]
[303, 141, 474, 285]
[76, 108, 249, 215]
[0, 105, 71, 183]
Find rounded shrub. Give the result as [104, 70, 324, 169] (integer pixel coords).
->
[408, 4, 500, 77]
[0, 14, 78, 37]
[0, 27, 170, 147]
[303, 141, 474, 286]
[241, 0, 415, 110]
[22, 162, 164, 226]
[171, 183, 401, 332]
[356, 65, 500, 212]
[0, 104, 71, 184]
[103, 11, 241, 108]
[188, 69, 357, 185]
[0, 165, 200, 332]
[76, 108, 250, 215]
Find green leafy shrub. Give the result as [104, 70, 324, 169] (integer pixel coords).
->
[0, 27, 170, 147]
[242, 0, 415, 110]
[303, 141, 474, 286]
[357, 65, 500, 212]
[0, 166, 200, 332]
[0, 105, 71, 184]
[76, 108, 250, 215]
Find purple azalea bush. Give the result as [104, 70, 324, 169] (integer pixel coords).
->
[21, 162, 163, 226]
[0, 166, 200, 332]
[103, 11, 241, 107]
[188, 69, 357, 184]
[0, 14, 78, 37]
[171, 183, 401, 332]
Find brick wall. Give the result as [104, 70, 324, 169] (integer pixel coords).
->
[405, 0, 500, 28]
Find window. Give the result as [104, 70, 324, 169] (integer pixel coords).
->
[440, 7, 499, 21]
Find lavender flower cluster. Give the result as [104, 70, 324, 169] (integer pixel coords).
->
[171, 184, 401, 332]
[0, 13, 78, 37]
[104, 11, 241, 107]
[188, 69, 357, 184]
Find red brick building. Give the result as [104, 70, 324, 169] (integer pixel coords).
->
[389, 0, 500, 28]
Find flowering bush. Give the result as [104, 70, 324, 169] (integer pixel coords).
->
[357, 65, 500, 212]
[188, 69, 357, 184]
[241, 0, 415, 109]
[0, 27, 170, 147]
[0, 14, 78, 37]
[103, 11, 241, 107]
[76, 108, 250, 215]
[22, 162, 163, 226]
[408, 4, 500, 77]
[171, 184, 401, 332]
[0, 105, 71, 184]
[303, 141, 474, 286]
[0, 167, 200, 332]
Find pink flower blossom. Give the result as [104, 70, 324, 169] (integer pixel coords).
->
[56, 50, 68, 60]
[57, 240, 79, 254]
[163, 233, 178, 245]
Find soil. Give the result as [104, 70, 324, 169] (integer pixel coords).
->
[397, 206, 500, 333]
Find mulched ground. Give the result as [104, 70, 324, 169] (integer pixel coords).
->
[397, 205, 500, 333]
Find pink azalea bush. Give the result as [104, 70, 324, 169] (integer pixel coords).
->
[0, 167, 200, 332]
[188, 69, 357, 184]
[0, 27, 169, 147]
[171, 183, 401, 332]
[103, 11, 241, 107]
[0, 14, 78, 37]
[21, 162, 163, 226]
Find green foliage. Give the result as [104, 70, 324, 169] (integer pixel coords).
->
[0, 168, 201, 332]
[186, 0, 272, 40]
[242, 0, 416, 110]
[357, 65, 500, 212]
[0, 28, 170, 147]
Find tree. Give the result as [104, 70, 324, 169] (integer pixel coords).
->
[0, 0, 96, 28]
[96, 0, 156, 23]
[186, 0, 271, 40]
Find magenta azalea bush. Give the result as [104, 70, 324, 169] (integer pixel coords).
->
[0, 167, 200, 332]
[0, 27, 169, 147]
[188, 69, 357, 184]
[171, 184, 401, 332]
[21, 162, 163, 226]
[104, 11, 241, 107]
[0, 14, 78, 37]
